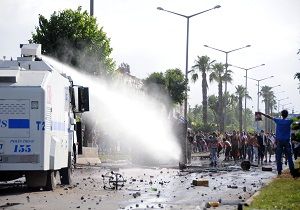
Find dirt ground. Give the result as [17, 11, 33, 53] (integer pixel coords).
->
[0, 155, 279, 210]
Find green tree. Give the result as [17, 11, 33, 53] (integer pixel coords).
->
[226, 93, 238, 130]
[188, 104, 217, 132]
[118, 63, 130, 74]
[235, 85, 247, 132]
[208, 95, 219, 124]
[144, 69, 186, 107]
[191, 55, 215, 131]
[144, 72, 167, 103]
[209, 63, 232, 132]
[30, 7, 115, 76]
[261, 85, 275, 132]
[295, 73, 300, 93]
[165, 68, 187, 105]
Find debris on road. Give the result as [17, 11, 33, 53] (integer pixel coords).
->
[192, 179, 209, 187]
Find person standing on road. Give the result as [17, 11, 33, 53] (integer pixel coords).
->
[230, 130, 240, 162]
[258, 110, 297, 177]
[246, 133, 255, 163]
[223, 137, 232, 161]
[265, 132, 275, 163]
[208, 132, 219, 167]
[240, 131, 247, 160]
[257, 130, 266, 165]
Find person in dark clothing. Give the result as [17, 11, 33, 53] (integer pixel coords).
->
[258, 110, 298, 177]
[257, 130, 266, 165]
[230, 130, 240, 162]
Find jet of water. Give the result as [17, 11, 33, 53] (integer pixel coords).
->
[44, 56, 181, 164]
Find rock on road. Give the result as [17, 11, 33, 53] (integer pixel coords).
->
[0, 158, 278, 210]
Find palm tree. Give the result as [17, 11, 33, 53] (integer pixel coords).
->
[235, 85, 247, 132]
[268, 95, 277, 132]
[208, 95, 219, 125]
[209, 63, 232, 132]
[261, 86, 275, 132]
[191, 55, 215, 131]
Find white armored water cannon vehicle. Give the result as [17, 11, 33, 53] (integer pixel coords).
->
[0, 44, 89, 190]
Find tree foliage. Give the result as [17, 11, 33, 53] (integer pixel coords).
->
[164, 68, 186, 105]
[235, 85, 246, 132]
[144, 69, 186, 106]
[209, 63, 233, 132]
[191, 55, 215, 130]
[260, 85, 276, 132]
[30, 7, 115, 76]
[118, 62, 130, 74]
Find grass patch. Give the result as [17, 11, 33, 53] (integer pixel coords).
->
[246, 171, 300, 210]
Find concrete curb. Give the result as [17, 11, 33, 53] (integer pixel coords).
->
[244, 176, 276, 207]
[244, 190, 261, 206]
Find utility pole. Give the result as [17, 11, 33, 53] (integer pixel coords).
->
[90, 0, 94, 16]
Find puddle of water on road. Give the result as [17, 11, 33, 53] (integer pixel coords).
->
[44, 57, 181, 164]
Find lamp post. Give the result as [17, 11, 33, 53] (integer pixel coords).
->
[157, 5, 221, 164]
[204, 44, 251, 131]
[270, 84, 281, 89]
[274, 90, 285, 95]
[267, 84, 280, 132]
[90, 0, 94, 16]
[277, 97, 288, 113]
[281, 102, 292, 110]
[247, 75, 274, 131]
[230, 64, 265, 131]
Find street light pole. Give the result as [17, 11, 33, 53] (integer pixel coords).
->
[247, 75, 274, 131]
[157, 5, 221, 164]
[90, 0, 94, 16]
[281, 103, 292, 109]
[230, 64, 265, 131]
[270, 84, 281, 89]
[277, 97, 288, 113]
[204, 44, 251, 131]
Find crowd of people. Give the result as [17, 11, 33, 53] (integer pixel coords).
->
[188, 129, 277, 165]
[186, 109, 300, 178]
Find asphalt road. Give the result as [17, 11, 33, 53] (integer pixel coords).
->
[0, 156, 279, 210]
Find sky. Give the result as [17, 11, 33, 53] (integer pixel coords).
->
[0, 0, 300, 113]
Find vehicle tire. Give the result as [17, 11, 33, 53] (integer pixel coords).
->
[60, 167, 72, 185]
[45, 170, 56, 191]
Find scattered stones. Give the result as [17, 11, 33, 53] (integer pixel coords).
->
[227, 185, 238, 189]
[132, 192, 141, 198]
[262, 167, 272, 171]
[207, 201, 220, 207]
[192, 179, 209, 187]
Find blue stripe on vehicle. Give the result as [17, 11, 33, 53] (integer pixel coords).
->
[8, 119, 30, 129]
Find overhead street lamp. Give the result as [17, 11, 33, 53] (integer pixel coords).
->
[157, 5, 221, 164]
[277, 97, 288, 112]
[270, 84, 281, 89]
[281, 102, 292, 110]
[204, 44, 251, 131]
[274, 90, 285, 95]
[203, 44, 251, 95]
[230, 63, 265, 131]
[247, 75, 274, 130]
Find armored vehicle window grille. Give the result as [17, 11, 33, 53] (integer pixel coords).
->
[0, 103, 26, 115]
[45, 107, 52, 131]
